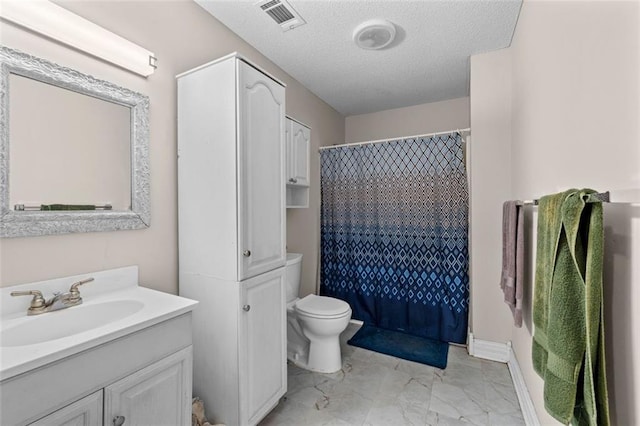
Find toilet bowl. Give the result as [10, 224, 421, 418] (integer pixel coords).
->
[285, 253, 352, 373]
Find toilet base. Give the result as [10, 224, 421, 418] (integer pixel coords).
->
[286, 312, 346, 374]
[306, 338, 343, 373]
[287, 336, 343, 374]
[287, 342, 343, 374]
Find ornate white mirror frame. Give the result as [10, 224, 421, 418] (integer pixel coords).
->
[0, 46, 150, 238]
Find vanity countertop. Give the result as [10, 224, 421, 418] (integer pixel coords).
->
[0, 266, 197, 381]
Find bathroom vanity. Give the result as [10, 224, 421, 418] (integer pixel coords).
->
[0, 266, 197, 426]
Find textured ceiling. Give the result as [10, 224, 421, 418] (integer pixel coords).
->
[196, 0, 521, 116]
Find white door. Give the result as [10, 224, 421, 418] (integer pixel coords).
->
[239, 268, 286, 425]
[237, 61, 286, 281]
[30, 391, 102, 426]
[291, 121, 310, 187]
[104, 347, 192, 426]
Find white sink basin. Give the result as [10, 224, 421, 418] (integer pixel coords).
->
[0, 267, 198, 382]
[1, 300, 144, 347]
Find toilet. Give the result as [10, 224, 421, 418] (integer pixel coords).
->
[285, 253, 352, 373]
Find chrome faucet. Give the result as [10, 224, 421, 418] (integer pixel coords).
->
[11, 277, 94, 315]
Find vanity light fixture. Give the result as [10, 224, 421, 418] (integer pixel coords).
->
[0, 0, 157, 77]
[353, 19, 397, 50]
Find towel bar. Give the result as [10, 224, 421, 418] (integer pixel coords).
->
[14, 204, 113, 211]
[518, 191, 610, 207]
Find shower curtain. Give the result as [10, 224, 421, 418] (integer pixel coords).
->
[320, 133, 469, 344]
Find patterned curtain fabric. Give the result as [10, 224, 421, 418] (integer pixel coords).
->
[320, 133, 469, 343]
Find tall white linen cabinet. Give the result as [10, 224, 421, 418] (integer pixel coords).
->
[177, 53, 287, 426]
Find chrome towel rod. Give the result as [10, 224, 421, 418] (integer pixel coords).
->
[518, 191, 611, 206]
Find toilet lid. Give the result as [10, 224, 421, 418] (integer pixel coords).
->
[295, 295, 351, 317]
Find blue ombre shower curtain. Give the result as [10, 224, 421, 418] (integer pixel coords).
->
[320, 133, 469, 344]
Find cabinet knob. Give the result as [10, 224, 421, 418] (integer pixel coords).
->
[243, 304, 251, 312]
[288, 178, 298, 183]
[113, 416, 125, 426]
[242, 250, 251, 257]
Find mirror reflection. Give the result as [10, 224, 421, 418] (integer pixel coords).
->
[9, 74, 132, 211]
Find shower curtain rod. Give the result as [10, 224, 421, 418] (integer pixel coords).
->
[318, 127, 471, 151]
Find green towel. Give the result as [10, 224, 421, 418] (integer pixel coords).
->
[40, 204, 96, 211]
[532, 189, 610, 426]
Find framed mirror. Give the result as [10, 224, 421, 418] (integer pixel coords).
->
[0, 45, 150, 238]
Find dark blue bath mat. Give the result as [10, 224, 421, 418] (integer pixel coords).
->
[347, 324, 449, 369]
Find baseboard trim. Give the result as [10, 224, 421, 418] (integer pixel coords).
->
[467, 332, 511, 362]
[467, 332, 539, 425]
[507, 349, 540, 426]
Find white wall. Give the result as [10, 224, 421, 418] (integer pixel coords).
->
[471, 0, 640, 424]
[469, 48, 513, 342]
[0, 0, 344, 294]
[345, 97, 469, 144]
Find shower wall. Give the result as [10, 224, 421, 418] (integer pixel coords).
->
[345, 97, 469, 144]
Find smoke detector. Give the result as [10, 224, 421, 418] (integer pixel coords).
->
[256, 0, 306, 32]
[353, 19, 397, 50]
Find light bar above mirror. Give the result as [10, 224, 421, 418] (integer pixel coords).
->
[0, 0, 157, 77]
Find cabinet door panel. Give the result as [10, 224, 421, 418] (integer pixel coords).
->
[285, 118, 295, 183]
[30, 391, 102, 426]
[104, 347, 192, 426]
[238, 61, 286, 280]
[291, 121, 310, 187]
[239, 269, 286, 425]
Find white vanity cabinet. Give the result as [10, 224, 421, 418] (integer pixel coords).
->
[0, 268, 197, 426]
[2, 315, 193, 426]
[285, 117, 310, 208]
[177, 53, 287, 425]
[29, 347, 191, 426]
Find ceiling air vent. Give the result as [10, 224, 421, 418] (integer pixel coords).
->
[256, 0, 306, 32]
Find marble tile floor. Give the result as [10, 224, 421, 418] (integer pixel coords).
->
[260, 323, 525, 426]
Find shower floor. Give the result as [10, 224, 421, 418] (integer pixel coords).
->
[260, 323, 525, 425]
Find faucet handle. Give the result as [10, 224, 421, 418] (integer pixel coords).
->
[69, 277, 94, 302]
[10, 290, 46, 311]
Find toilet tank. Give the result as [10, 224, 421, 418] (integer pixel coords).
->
[285, 253, 303, 303]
